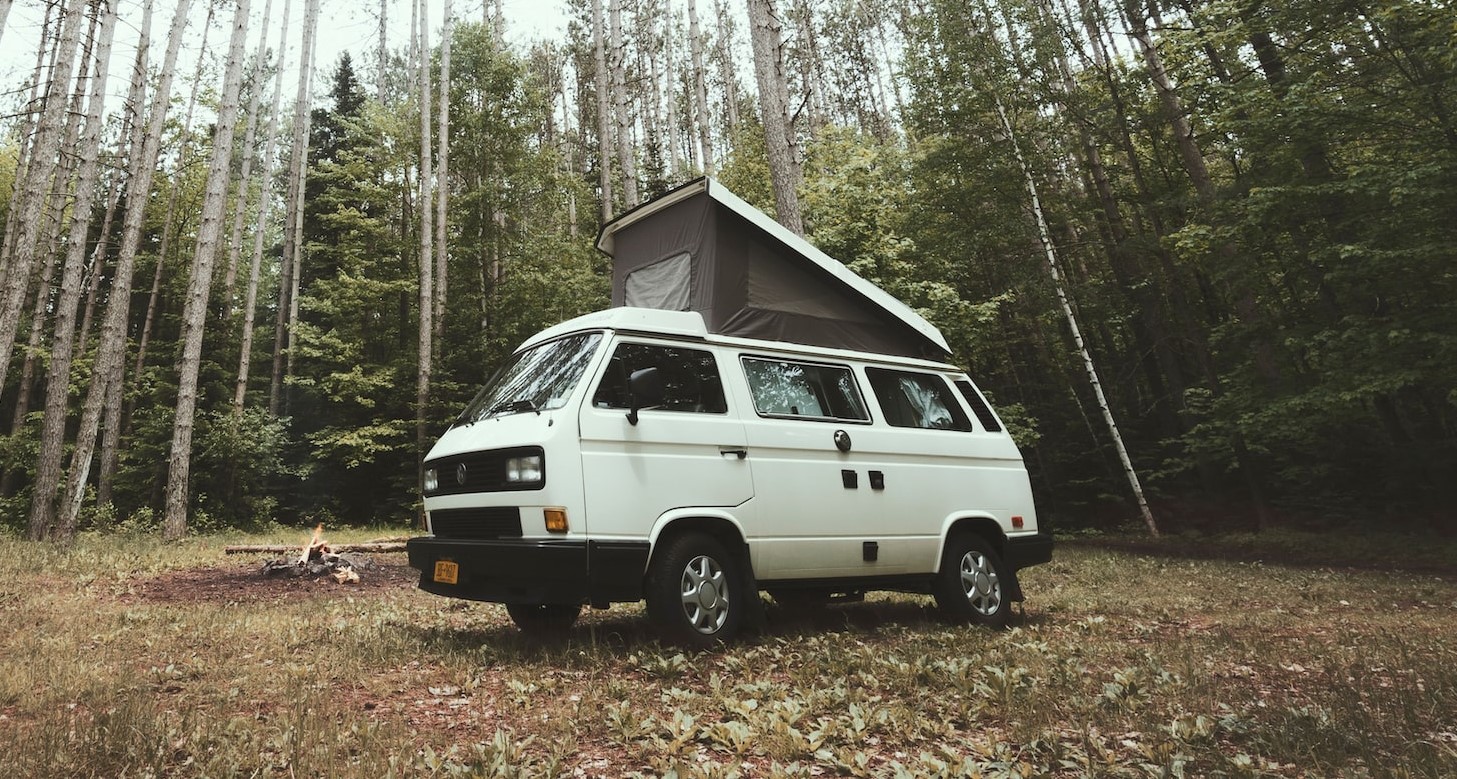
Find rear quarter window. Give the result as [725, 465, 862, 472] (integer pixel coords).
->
[866, 368, 973, 431]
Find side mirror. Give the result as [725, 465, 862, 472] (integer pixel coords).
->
[626, 367, 665, 426]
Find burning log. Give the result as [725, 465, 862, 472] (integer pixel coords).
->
[257, 524, 377, 582]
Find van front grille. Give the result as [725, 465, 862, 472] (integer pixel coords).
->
[424, 446, 545, 495]
[429, 507, 523, 539]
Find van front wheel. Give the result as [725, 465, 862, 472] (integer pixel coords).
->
[934, 533, 1011, 629]
[647, 533, 745, 648]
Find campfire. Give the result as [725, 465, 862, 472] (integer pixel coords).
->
[259, 524, 372, 583]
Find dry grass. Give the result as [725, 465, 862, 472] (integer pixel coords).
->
[1, 528, 1455, 777]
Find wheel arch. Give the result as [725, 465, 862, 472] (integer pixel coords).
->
[647, 510, 751, 575]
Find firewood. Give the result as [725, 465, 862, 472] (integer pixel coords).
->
[224, 542, 406, 554]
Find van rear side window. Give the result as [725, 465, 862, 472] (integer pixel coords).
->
[741, 358, 869, 421]
[866, 368, 973, 431]
[592, 342, 727, 413]
[954, 379, 1003, 432]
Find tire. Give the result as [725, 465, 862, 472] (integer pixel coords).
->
[505, 603, 582, 635]
[646, 533, 746, 649]
[933, 533, 1011, 629]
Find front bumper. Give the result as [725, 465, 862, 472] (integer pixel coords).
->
[406, 536, 650, 607]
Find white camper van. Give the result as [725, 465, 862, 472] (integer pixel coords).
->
[406, 179, 1051, 646]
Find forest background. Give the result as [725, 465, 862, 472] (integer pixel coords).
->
[0, 0, 1452, 542]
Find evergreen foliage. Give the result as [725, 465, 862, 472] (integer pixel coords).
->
[1, 0, 1453, 534]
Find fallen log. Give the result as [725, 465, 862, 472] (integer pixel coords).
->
[224, 542, 407, 554]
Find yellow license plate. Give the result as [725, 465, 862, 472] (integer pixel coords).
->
[433, 560, 459, 585]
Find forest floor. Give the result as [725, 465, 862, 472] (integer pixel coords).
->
[1, 527, 1455, 777]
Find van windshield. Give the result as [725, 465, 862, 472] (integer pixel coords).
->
[455, 332, 604, 425]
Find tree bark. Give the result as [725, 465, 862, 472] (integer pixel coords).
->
[162, 0, 254, 540]
[235, 0, 295, 414]
[27, 2, 118, 541]
[269, 0, 320, 417]
[688, 0, 713, 173]
[592, 0, 614, 219]
[0, 0, 88, 394]
[59, 0, 195, 530]
[433, 0, 452, 350]
[222, 0, 277, 321]
[746, 0, 804, 234]
[1122, 0, 1214, 204]
[415, 0, 435, 476]
[609, 0, 639, 206]
[135, 1, 216, 380]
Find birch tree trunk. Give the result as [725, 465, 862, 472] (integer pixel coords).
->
[235, 0, 294, 413]
[0, 0, 88, 394]
[688, 0, 713, 173]
[162, 0, 254, 540]
[745, 0, 803, 234]
[59, 0, 194, 529]
[415, 0, 436, 503]
[269, 0, 320, 417]
[27, 2, 118, 540]
[991, 91, 1159, 537]
[592, 0, 614, 220]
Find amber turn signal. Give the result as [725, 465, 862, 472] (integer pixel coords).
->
[544, 507, 569, 533]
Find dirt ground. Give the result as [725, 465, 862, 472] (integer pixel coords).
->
[120, 554, 419, 606]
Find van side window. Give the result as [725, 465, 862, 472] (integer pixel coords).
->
[592, 343, 727, 413]
[954, 379, 1003, 432]
[741, 358, 869, 421]
[866, 368, 973, 431]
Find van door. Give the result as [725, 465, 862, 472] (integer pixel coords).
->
[732, 355, 884, 578]
[578, 340, 754, 540]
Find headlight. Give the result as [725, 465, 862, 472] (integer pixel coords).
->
[423, 468, 438, 492]
[505, 455, 542, 483]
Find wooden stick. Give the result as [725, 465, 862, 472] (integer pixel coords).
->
[224, 542, 407, 554]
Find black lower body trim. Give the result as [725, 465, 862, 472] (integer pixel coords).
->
[1003, 532, 1054, 571]
[406, 536, 650, 607]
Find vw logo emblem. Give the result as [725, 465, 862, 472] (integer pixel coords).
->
[455, 463, 468, 485]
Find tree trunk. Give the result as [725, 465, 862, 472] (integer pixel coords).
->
[433, 0, 452, 350]
[715, 0, 740, 133]
[162, 0, 254, 540]
[992, 91, 1160, 537]
[222, 0, 277, 320]
[269, 0, 320, 417]
[609, 0, 639, 206]
[745, 0, 803, 234]
[1122, 0, 1214, 204]
[59, 0, 194, 530]
[0, 0, 88, 394]
[27, 2, 118, 541]
[416, 0, 436, 500]
[235, 0, 295, 413]
[592, 0, 614, 219]
[135, 1, 216, 380]
[688, 0, 713, 173]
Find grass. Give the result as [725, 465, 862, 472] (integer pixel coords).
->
[0, 527, 1454, 777]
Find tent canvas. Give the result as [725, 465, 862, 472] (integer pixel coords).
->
[598, 178, 951, 360]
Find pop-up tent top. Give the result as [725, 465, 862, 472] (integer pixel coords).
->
[596, 177, 952, 360]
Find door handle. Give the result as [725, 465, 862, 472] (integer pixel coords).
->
[719, 446, 748, 460]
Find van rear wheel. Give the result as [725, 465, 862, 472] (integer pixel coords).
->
[933, 533, 1011, 629]
[505, 603, 581, 634]
[647, 533, 745, 648]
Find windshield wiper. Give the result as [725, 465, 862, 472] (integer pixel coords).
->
[486, 399, 540, 417]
